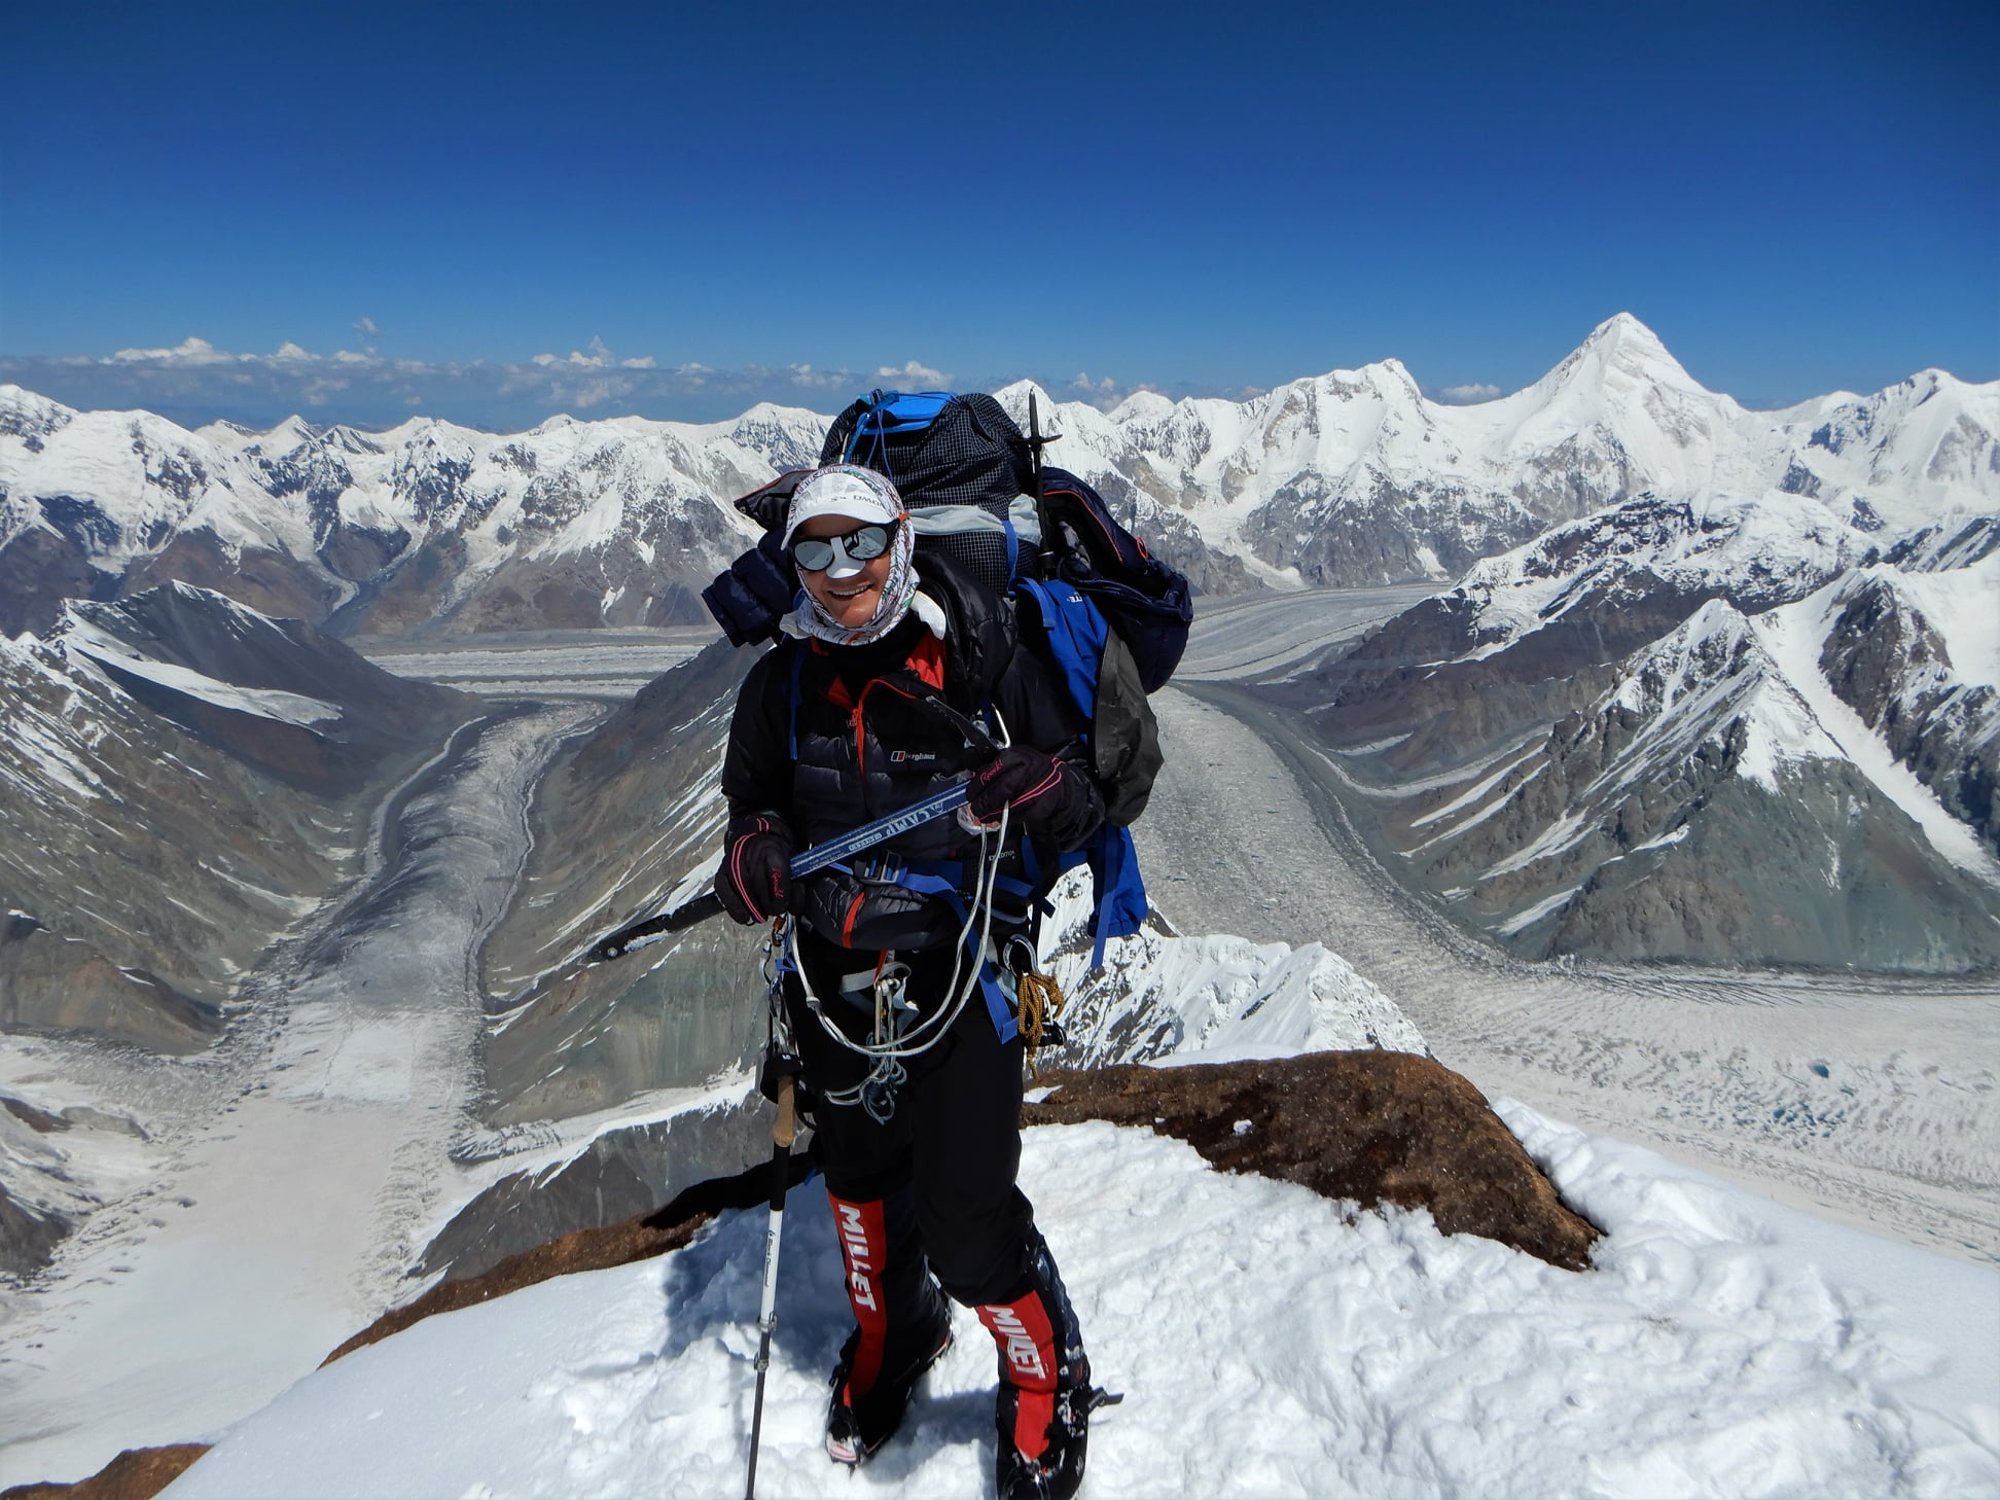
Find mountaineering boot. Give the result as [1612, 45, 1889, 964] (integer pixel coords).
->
[975, 1232, 1116, 1500]
[823, 1189, 954, 1465]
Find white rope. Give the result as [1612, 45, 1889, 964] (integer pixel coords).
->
[795, 708, 1020, 1092]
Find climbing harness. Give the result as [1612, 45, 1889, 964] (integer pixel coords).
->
[791, 797, 1010, 1124]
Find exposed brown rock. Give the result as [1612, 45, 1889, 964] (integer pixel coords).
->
[1, 1443, 209, 1500]
[1024, 1050, 1600, 1270]
[322, 1148, 812, 1365]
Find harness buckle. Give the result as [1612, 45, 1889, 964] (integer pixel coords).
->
[855, 850, 907, 885]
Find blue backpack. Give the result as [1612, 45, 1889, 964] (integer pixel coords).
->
[703, 390, 1194, 964]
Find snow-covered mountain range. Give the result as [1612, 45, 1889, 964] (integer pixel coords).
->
[1283, 489, 2000, 969]
[4, 315, 1993, 639]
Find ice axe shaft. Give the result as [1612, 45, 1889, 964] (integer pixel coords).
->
[589, 782, 972, 961]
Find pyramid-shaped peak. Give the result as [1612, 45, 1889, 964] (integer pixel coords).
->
[1538, 313, 1706, 398]
[1586, 312, 1670, 351]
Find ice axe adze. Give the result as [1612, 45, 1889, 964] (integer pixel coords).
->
[586, 782, 973, 962]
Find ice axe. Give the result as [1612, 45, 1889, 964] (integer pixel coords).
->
[586, 781, 974, 962]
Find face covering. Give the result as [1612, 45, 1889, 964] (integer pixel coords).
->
[787, 514, 920, 648]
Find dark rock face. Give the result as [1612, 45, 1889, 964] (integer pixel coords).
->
[414, 1096, 771, 1284]
[0, 915, 215, 1052]
[1885, 515, 2000, 571]
[1245, 472, 1549, 590]
[1354, 606, 2000, 971]
[63, 583, 473, 799]
[1024, 1051, 1599, 1271]
[1817, 576, 1999, 855]
[0, 524, 107, 636]
[0, 1179, 72, 1281]
[121, 531, 341, 628]
[1287, 499, 1776, 774]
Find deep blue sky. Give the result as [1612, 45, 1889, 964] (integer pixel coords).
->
[2, 1, 1994, 428]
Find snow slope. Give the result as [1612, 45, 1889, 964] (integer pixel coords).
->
[164, 1107, 1998, 1499]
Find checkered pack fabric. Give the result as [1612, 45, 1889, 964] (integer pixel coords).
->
[820, 392, 1033, 521]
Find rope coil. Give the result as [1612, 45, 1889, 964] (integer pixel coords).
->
[1016, 967, 1067, 1081]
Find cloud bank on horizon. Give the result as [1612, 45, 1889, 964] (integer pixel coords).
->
[0, 337, 1299, 431]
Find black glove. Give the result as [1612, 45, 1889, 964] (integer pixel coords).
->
[965, 747, 1072, 831]
[715, 814, 794, 924]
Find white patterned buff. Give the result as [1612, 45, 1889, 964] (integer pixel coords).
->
[784, 464, 924, 648]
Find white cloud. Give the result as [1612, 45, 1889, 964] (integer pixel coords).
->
[1438, 382, 1502, 403]
[354, 316, 379, 340]
[6, 343, 1255, 430]
[786, 363, 847, 390]
[110, 336, 233, 366]
[874, 359, 950, 386]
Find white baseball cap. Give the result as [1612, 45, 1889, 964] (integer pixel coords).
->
[782, 464, 904, 547]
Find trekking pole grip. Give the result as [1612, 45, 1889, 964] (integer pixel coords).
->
[773, 1074, 797, 1151]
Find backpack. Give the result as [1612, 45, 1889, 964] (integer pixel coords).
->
[701, 390, 1194, 962]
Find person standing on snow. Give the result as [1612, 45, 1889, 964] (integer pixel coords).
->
[715, 462, 1111, 1499]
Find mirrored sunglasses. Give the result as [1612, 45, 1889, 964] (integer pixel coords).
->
[790, 521, 897, 572]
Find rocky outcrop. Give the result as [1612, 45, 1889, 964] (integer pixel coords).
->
[0, 1443, 209, 1500]
[1023, 1051, 1599, 1270]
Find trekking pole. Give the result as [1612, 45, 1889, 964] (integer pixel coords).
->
[743, 1070, 798, 1500]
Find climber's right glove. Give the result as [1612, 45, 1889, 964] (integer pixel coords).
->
[715, 813, 794, 925]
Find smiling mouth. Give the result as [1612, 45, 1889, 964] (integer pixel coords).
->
[829, 581, 875, 600]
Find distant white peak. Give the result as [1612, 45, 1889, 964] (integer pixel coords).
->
[1109, 389, 1177, 423]
[530, 414, 580, 434]
[729, 401, 821, 423]
[1375, 356, 1422, 392]
[0, 384, 79, 433]
[324, 424, 386, 455]
[995, 378, 1063, 414]
[1541, 313, 1705, 397]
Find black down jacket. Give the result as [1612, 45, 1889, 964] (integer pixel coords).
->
[721, 557, 1103, 953]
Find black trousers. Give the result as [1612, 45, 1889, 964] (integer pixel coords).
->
[784, 929, 1035, 1309]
